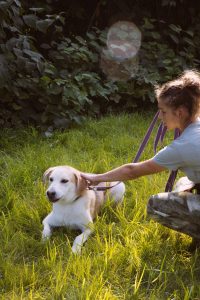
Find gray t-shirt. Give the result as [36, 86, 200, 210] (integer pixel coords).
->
[153, 119, 200, 183]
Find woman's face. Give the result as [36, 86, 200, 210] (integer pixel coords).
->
[158, 100, 180, 130]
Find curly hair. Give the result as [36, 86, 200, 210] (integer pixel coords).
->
[155, 70, 200, 117]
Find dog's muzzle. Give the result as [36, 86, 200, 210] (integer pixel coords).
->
[46, 191, 60, 203]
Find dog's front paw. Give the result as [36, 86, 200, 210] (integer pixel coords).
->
[42, 235, 50, 242]
[71, 242, 82, 254]
[42, 228, 51, 241]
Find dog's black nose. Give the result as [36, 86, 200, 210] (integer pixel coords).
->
[47, 191, 56, 200]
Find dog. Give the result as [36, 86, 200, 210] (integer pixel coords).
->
[42, 165, 125, 253]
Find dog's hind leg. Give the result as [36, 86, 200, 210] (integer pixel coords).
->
[71, 225, 94, 254]
[107, 182, 126, 204]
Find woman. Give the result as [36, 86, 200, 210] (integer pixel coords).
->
[81, 70, 200, 250]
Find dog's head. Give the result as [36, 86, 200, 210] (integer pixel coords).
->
[43, 166, 86, 203]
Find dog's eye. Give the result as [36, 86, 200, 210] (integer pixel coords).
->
[49, 177, 53, 182]
[61, 179, 69, 184]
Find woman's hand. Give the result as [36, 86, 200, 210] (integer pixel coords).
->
[80, 173, 101, 186]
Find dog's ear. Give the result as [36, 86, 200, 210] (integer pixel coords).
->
[43, 167, 54, 183]
[74, 173, 87, 194]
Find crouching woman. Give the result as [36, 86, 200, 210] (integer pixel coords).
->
[82, 70, 200, 250]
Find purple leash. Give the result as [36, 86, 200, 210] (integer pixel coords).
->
[133, 111, 159, 163]
[89, 111, 180, 192]
[89, 111, 160, 192]
[133, 111, 180, 192]
[164, 128, 180, 192]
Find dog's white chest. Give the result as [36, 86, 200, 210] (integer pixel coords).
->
[50, 201, 90, 229]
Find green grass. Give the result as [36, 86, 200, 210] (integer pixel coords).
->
[0, 112, 200, 299]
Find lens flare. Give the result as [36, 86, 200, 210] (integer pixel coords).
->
[100, 21, 141, 81]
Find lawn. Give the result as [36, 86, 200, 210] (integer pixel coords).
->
[0, 112, 200, 299]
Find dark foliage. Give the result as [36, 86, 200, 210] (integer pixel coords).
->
[0, 0, 200, 128]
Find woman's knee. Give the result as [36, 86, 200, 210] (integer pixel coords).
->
[147, 191, 200, 227]
[147, 192, 170, 216]
[147, 191, 189, 222]
[147, 192, 200, 238]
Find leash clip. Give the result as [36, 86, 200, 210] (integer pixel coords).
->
[88, 186, 98, 191]
[88, 181, 121, 192]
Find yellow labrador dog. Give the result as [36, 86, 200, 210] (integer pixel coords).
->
[42, 165, 125, 253]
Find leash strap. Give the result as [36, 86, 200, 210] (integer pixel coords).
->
[133, 111, 180, 192]
[133, 111, 159, 163]
[88, 181, 121, 192]
[164, 170, 178, 192]
[89, 112, 160, 192]
[154, 123, 165, 154]
[153, 121, 180, 192]
[164, 128, 180, 192]
[88, 111, 180, 192]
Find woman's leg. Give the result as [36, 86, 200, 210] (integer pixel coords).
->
[147, 191, 200, 239]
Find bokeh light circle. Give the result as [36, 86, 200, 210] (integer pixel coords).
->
[100, 21, 142, 81]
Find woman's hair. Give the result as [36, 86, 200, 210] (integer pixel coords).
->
[155, 70, 200, 116]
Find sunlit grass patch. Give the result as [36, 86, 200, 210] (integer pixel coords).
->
[0, 113, 200, 299]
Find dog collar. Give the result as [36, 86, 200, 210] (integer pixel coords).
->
[73, 195, 81, 202]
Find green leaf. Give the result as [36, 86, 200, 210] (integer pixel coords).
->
[183, 37, 195, 46]
[72, 115, 83, 125]
[75, 36, 86, 45]
[86, 32, 96, 40]
[40, 76, 51, 85]
[29, 7, 45, 13]
[57, 15, 65, 25]
[151, 32, 161, 39]
[23, 49, 43, 62]
[169, 34, 179, 44]
[14, 0, 21, 7]
[37, 61, 45, 73]
[169, 24, 182, 33]
[185, 30, 194, 37]
[23, 14, 38, 29]
[36, 19, 54, 33]
[13, 47, 23, 57]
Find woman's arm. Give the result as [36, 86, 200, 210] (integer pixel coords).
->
[81, 159, 166, 184]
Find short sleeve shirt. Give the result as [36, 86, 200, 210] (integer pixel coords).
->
[153, 119, 200, 183]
